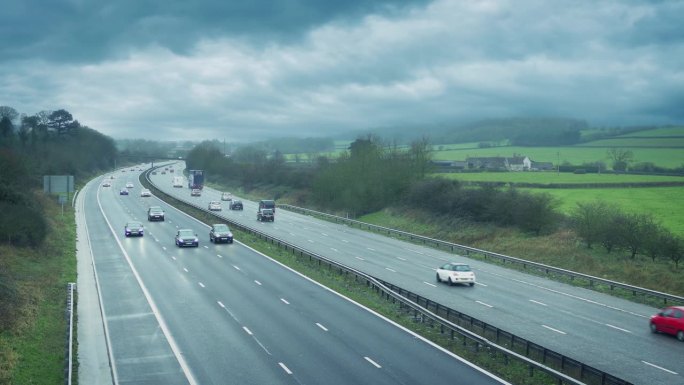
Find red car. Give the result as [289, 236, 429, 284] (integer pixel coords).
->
[650, 306, 684, 341]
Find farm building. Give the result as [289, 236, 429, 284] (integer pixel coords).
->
[466, 156, 531, 171]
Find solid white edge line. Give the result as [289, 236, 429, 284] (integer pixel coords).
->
[234, 240, 512, 385]
[541, 325, 567, 335]
[96, 181, 199, 385]
[81, 181, 119, 385]
[217, 301, 225, 308]
[278, 362, 293, 375]
[641, 360, 678, 375]
[243, 326, 253, 335]
[364, 356, 382, 368]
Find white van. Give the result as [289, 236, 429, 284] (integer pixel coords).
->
[172, 176, 183, 188]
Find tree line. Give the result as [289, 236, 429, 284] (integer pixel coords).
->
[572, 201, 683, 267]
[0, 106, 117, 247]
[188, 133, 683, 268]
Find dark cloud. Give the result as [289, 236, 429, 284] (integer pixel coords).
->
[1, 0, 682, 141]
[1, 0, 427, 62]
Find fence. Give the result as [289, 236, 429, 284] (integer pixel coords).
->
[64, 282, 76, 385]
[143, 170, 633, 385]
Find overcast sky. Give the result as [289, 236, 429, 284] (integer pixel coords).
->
[1, 0, 683, 141]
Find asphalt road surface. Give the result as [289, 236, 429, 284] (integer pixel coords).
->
[77, 168, 509, 385]
[147, 163, 684, 385]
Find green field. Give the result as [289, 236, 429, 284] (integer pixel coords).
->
[436, 172, 684, 184]
[581, 137, 684, 147]
[522, 186, 684, 237]
[431, 146, 684, 168]
[620, 127, 684, 137]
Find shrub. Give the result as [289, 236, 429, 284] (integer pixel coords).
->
[0, 202, 47, 247]
[0, 270, 21, 331]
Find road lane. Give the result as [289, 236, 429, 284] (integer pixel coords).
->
[149, 165, 684, 385]
[81, 168, 508, 384]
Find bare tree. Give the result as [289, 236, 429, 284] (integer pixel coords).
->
[606, 148, 634, 171]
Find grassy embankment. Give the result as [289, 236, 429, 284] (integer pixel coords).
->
[0, 193, 77, 384]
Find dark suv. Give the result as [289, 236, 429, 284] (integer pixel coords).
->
[229, 200, 243, 210]
[209, 224, 234, 244]
[147, 206, 165, 221]
[258, 199, 275, 213]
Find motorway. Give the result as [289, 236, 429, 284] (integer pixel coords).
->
[147, 163, 684, 385]
[77, 167, 509, 385]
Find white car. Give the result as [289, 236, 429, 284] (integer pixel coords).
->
[191, 189, 201, 197]
[126, 182, 134, 188]
[140, 189, 151, 197]
[221, 192, 232, 201]
[436, 263, 476, 286]
[208, 201, 222, 211]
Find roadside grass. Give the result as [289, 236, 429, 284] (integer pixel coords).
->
[436, 172, 684, 184]
[202, 178, 684, 298]
[357, 209, 684, 303]
[431, 146, 684, 168]
[143, 182, 562, 385]
[0, 193, 77, 384]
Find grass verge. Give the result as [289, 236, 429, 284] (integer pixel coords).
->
[0, 192, 77, 384]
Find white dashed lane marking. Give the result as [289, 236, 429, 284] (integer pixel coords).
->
[280, 298, 290, 305]
[279, 363, 293, 375]
[198, 282, 205, 288]
[355, 257, 365, 261]
[316, 323, 328, 332]
[385, 268, 396, 273]
[642, 361, 678, 375]
[542, 325, 566, 335]
[476, 300, 493, 308]
[529, 299, 547, 306]
[423, 281, 436, 287]
[364, 357, 382, 369]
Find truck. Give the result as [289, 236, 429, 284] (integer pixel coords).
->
[257, 199, 275, 222]
[188, 170, 204, 190]
[172, 176, 183, 188]
[258, 199, 275, 213]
